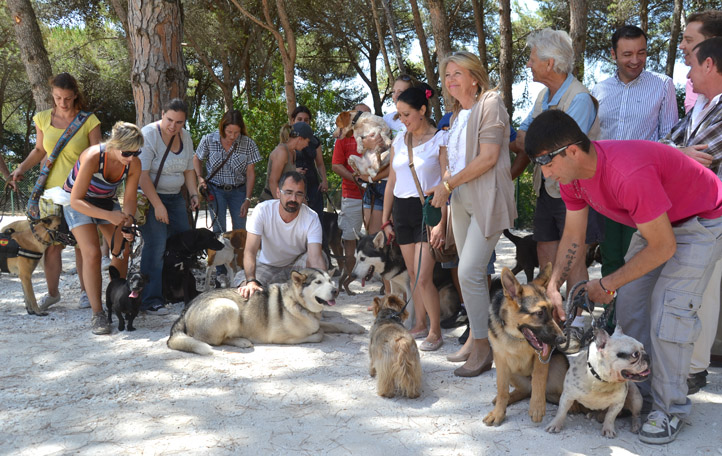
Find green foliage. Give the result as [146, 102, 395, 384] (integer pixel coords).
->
[514, 163, 536, 229]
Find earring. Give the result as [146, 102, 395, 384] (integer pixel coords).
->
[472, 81, 476, 85]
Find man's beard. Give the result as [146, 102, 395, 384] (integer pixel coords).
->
[283, 201, 300, 213]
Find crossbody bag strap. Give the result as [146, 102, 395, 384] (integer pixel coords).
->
[205, 142, 236, 184]
[405, 132, 426, 206]
[153, 133, 175, 188]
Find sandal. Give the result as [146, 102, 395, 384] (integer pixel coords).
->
[419, 337, 444, 351]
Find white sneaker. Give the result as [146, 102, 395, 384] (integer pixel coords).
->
[639, 410, 683, 444]
[78, 291, 91, 309]
[40, 293, 62, 310]
[101, 256, 111, 271]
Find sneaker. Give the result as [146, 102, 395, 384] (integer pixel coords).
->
[560, 326, 585, 354]
[91, 311, 111, 335]
[639, 410, 683, 444]
[78, 291, 91, 309]
[40, 293, 61, 310]
[101, 256, 111, 271]
[145, 304, 169, 316]
[687, 370, 708, 395]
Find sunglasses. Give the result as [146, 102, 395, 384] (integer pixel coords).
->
[531, 141, 582, 166]
[398, 74, 413, 82]
[121, 150, 142, 157]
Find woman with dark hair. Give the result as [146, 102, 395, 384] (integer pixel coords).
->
[194, 110, 262, 231]
[381, 84, 447, 352]
[62, 122, 143, 334]
[260, 122, 313, 202]
[9, 72, 102, 310]
[291, 106, 328, 217]
[138, 98, 200, 315]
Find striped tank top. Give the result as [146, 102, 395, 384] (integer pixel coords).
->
[64, 144, 129, 199]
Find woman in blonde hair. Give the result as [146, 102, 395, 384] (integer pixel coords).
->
[62, 121, 143, 335]
[260, 122, 313, 201]
[428, 51, 516, 377]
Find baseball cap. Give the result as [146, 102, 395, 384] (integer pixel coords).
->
[291, 122, 313, 139]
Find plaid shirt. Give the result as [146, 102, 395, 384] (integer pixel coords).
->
[195, 131, 262, 186]
[661, 94, 722, 180]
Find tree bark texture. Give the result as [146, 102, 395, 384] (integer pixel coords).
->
[127, 0, 187, 126]
[498, 0, 513, 117]
[639, 0, 648, 34]
[665, 0, 683, 78]
[109, 0, 134, 61]
[369, 0, 394, 87]
[471, 0, 488, 74]
[6, 0, 53, 111]
[426, 0, 452, 63]
[409, 0, 441, 120]
[380, 0, 406, 74]
[569, 0, 588, 81]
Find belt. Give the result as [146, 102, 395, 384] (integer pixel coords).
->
[210, 182, 245, 192]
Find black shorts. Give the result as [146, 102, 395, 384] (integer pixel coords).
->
[392, 197, 427, 245]
[533, 186, 604, 244]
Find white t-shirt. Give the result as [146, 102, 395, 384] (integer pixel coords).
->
[447, 109, 471, 176]
[383, 112, 406, 138]
[140, 123, 195, 194]
[391, 131, 445, 198]
[247, 200, 322, 267]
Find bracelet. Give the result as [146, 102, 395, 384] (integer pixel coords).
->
[443, 180, 453, 193]
[190, 194, 198, 199]
[599, 277, 616, 297]
[380, 220, 394, 230]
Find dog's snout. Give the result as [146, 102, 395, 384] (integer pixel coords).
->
[555, 335, 567, 346]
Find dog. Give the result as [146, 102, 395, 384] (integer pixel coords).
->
[205, 236, 235, 289]
[369, 294, 422, 398]
[546, 326, 650, 437]
[163, 228, 224, 305]
[0, 216, 62, 316]
[106, 265, 148, 331]
[167, 268, 365, 355]
[321, 211, 344, 275]
[483, 263, 569, 426]
[223, 229, 246, 273]
[350, 231, 460, 320]
[503, 229, 538, 283]
[334, 110, 392, 181]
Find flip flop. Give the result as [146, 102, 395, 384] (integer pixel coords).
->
[419, 337, 444, 351]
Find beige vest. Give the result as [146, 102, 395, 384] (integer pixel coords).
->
[531, 77, 601, 198]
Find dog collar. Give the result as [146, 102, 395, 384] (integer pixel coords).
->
[351, 110, 363, 126]
[586, 350, 609, 383]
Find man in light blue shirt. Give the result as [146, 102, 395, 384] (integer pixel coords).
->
[591, 25, 679, 278]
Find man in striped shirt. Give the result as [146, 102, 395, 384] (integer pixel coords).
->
[591, 25, 678, 278]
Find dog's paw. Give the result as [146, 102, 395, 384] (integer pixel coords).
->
[127, 326, 136, 332]
[225, 337, 253, 349]
[630, 416, 641, 434]
[601, 425, 617, 438]
[545, 420, 563, 433]
[529, 403, 546, 423]
[482, 409, 506, 426]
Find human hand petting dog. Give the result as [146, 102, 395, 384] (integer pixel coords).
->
[546, 284, 566, 322]
[238, 280, 262, 299]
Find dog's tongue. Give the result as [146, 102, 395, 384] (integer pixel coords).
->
[129, 290, 139, 298]
[541, 343, 551, 359]
[327, 299, 336, 307]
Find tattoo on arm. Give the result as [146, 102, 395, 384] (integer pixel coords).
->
[559, 242, 579, 285]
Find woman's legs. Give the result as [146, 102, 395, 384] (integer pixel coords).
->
[71, 224, 102, 313]
[43, 245, 63, 298]
[414, 241, 442, 345]
[399, 243, 427, 334]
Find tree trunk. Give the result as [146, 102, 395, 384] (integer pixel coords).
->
[471, 0, 488, 74]
[109, 0, 133, 60]
[6, 0, 53, 111]
[369, 0, 394, 85]
[639, 0, 649, 34]
[380, 0, 406, 74]
[665, 0, 683, 78]
[426, 0, 452, 62]
[569, 0, 588, 81]
[409, 0, 441, 120]
[498, 0, 513, 118]
[127, 0, 187, 126]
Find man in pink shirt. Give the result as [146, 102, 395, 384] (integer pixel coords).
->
[525, 109, 722, 445]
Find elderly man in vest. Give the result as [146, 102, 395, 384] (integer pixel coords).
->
[510, 28, 603, 353]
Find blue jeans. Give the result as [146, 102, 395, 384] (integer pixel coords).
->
[140, 192, 191, 309]
[209, 183, 246, 276]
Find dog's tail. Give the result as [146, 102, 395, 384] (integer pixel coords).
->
[392, 336, 422, 398]
[167, 315, 214, 355]
[502, 229, 522, 245]
[108, 265, 121, 281]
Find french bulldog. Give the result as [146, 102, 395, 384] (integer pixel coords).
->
[546, 326, 650, 437]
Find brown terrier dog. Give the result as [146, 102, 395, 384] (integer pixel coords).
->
[369, 294, 422, 398]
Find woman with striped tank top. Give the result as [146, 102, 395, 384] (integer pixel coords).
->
[62, 122, 144, 335]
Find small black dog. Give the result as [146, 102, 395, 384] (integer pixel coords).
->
[503, 229, 539, 283]
[106, 265, 148, 331]
[163, 228, 224, 305]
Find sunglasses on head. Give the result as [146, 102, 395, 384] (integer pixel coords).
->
[531, 141, 582, 166]
[121, 150, 142, 157]
[398, 74, 413, 82]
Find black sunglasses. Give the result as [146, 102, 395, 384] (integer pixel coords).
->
[121, 150, 142, 157]
[532, 141, 582, 166]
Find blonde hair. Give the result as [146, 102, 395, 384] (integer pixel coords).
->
[105, 121, 144, 152]
[279, 123, 292, 143]
[440, 51, 490, 114]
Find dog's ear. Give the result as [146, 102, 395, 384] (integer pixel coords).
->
[291, 270, 307, 287]
[613, 325, 625, 337]
[372, 296, 382, 316]
[336, 111, 350, 128]
[372, 231, 385, 249]
[594, 327, 610, 349]
[532, 262, 553, 288]
[500, 267, 522, 302]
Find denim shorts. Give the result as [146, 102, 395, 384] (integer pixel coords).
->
[363, 180, 386, 211]
[64, 201, 121, 231]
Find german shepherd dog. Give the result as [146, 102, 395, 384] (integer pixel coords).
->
[483, 263, 569, 426]
[369, 294, 422, 398]
[167, 268, 365, 355]
[0, 216, 62, 316]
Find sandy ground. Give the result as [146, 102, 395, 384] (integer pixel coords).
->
[0, 214, 720, 456]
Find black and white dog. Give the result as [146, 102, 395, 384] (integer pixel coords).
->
[163, 228, 224, 305]
[350, 231, 460, 323]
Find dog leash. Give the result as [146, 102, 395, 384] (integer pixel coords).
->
[559, 280, 617, 352]
[110, 218, 140, 260]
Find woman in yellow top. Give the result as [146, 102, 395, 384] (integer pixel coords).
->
[10, 73, 102, 310]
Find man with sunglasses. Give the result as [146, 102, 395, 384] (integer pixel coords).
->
[526, 109, 722, 445]
[238, 171, 326, 298]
